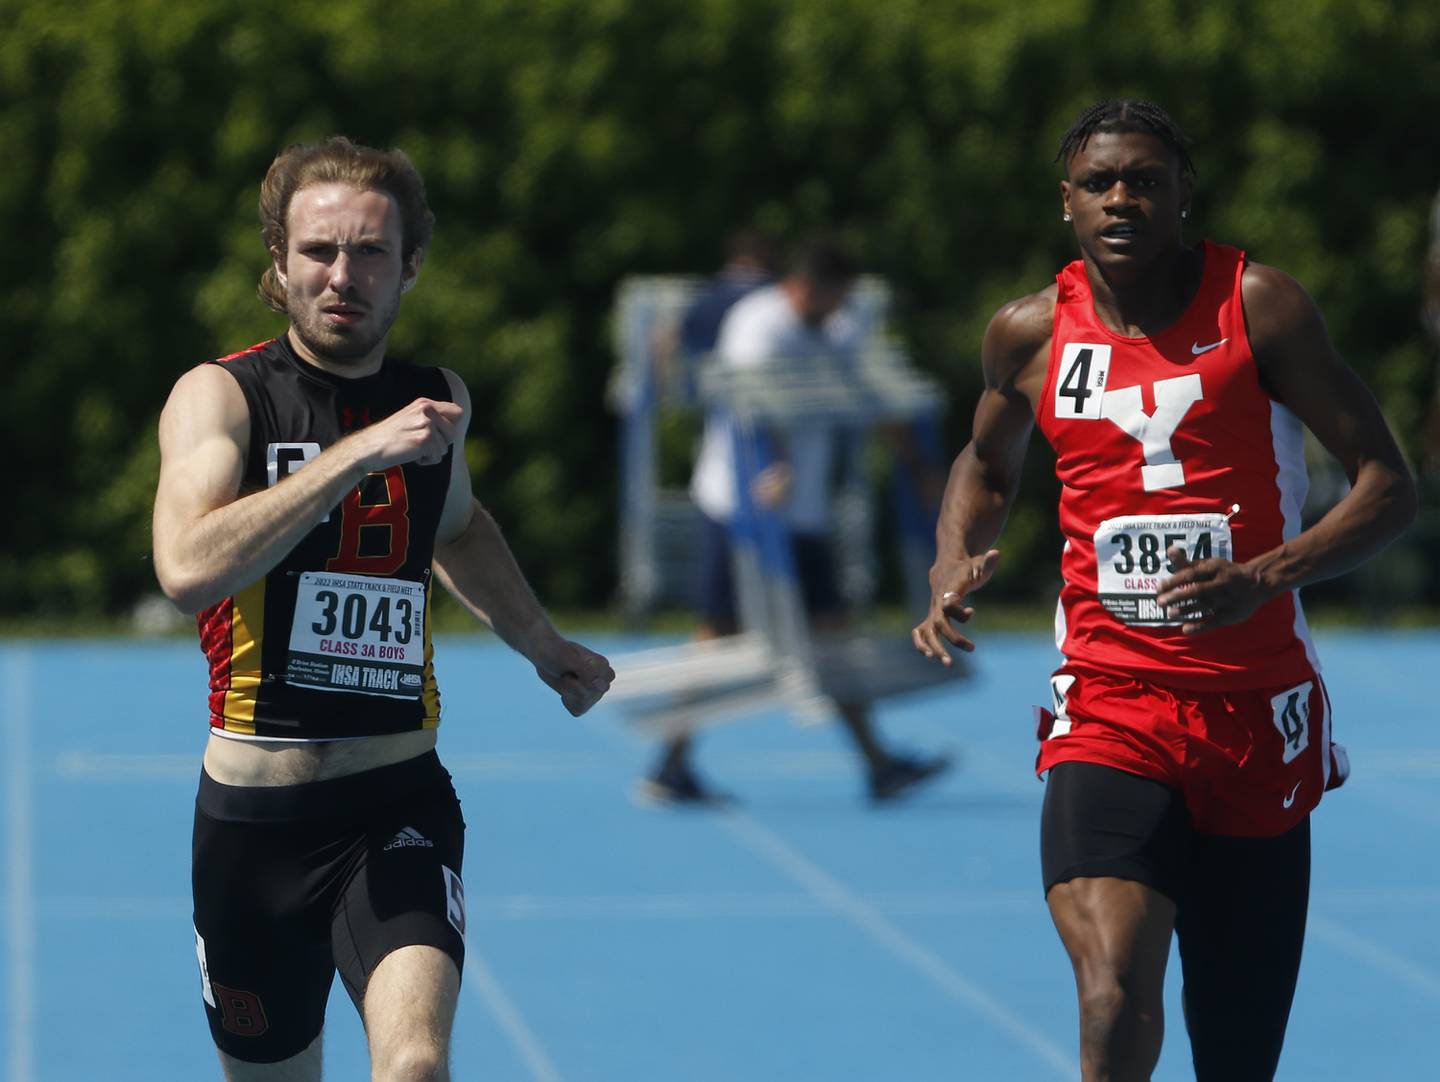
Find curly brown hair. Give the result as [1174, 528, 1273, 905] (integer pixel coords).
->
[257, 136, 435, 313]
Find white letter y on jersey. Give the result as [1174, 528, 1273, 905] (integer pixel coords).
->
[1101, 374, 1204, 491]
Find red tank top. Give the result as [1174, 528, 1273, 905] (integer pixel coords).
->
[1036, 242, 1318, 689]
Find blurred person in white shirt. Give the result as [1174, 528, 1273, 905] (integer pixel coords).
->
[639, 238, 951, 806]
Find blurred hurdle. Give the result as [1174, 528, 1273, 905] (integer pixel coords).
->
[606, 289, 969, 731]
[607, 274, 921, 620]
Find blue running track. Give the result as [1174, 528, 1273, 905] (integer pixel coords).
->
[1, 629, 1435, 1080]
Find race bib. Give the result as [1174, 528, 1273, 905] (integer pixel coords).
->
[285, 572, 426, 697]
[1093, 514, 1232, 626]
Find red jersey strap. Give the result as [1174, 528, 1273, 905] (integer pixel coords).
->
[1052, 242, 1246, 351]
[212, 339, 276, 365]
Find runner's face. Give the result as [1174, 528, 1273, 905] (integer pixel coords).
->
[278, 183, 413, 368]
[1060, 131, 1190, 271]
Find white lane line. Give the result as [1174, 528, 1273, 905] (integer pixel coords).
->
[70, 741, 1440, 785]
[40, 897, 194, 920]
[1308, 915, 1440, 1000]
[719, 809, 1078, 1078]
[5, 649, 35, 1082]
[38, 887, 1440, 924]
[36, 890, 1043, 922]
[465, 944, 565, 1082]
[1347, 749, 1440, 778]
[580, 707, 1076, 1074]
[470, 890, 1044, 921]
[1311, 888, 1440, 914]
[51, 749, 860, 782]
[53, 751, 198, 779]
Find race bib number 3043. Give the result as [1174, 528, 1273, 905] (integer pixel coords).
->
[285, 572, 426, 698]
[1093, 514, 1232, 626]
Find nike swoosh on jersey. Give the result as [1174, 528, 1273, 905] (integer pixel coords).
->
[1282, 780, 1302, 808]
[1191, 338, 1229, 355]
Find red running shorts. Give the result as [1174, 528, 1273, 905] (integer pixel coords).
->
[1034, 664, 1348, 837]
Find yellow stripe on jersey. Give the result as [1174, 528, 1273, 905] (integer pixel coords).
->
[421, 574, 441, 728]
[221, 578, 266, 734]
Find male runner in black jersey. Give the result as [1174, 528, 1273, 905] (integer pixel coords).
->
[153, 136, 614, 1081]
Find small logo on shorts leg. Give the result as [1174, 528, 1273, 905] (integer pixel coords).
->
[1270, 682, 1313, 765]
[383, 826, 434, 850]
[1282, 780, 1302, 809]
[194, 926, 216, 1008]
[1045, 675, 1076, 739]
[442, 865, 466, 939]
[212, 984, 270, 1037]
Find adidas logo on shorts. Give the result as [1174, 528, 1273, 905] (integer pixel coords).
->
[383, 826, 434, 851]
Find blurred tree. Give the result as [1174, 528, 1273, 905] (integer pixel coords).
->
[2, 0, 1436, 618]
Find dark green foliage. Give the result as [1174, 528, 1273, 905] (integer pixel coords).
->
[3, 0, 1437, 616]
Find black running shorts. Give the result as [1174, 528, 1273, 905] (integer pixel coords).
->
[191, 750, 466, 1063]
[1041, 760, 1312, 1079]
[1040, 760, 1191, 900]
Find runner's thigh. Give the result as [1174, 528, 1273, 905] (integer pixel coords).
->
[1176, 817, 1311, 1082]
[1041, 760, 1191, 901]
[332, 766, 467, 1010]
[192, 801, 341, 1064]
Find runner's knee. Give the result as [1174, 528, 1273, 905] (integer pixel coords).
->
[372, 1036, 448, 1082]
[1077, 975, 1128, 1031]
[1076, 965, 1161, 1026]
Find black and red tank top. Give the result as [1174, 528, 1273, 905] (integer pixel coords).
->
[1035, 242, 1319, 689]
[196, 336, 453, 739]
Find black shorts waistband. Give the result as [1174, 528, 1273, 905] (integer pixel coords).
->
[196, 749, 449, 823]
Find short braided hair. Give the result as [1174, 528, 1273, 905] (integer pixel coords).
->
[1056, 100, 1196, 178]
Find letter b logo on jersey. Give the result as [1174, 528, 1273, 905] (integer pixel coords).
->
[267, 442, 330, 522]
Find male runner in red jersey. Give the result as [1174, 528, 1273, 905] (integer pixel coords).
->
[911, 101, 1415, 1081]
[153, 137, 614, 1081]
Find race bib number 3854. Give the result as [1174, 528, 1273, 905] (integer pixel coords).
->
[1093, 514, 1232, 626]
[285, 572, 426, 697]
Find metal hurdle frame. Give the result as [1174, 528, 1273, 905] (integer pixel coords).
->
[607, 274, 930, 620]
[709, 347, 966, 719]
[609, 275, 700, 620]
[607, 319, 969, 730]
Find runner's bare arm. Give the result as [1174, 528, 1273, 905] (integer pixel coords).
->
[1157, 265, 1416, 626]
[152, 364, 462, 614]
[430, 371, 614, 716]
[913, 290, 1053, 662]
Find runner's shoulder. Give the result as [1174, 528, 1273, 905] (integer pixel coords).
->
[1240, 258, 1309, 310]
[983, 284, 1057, 384]
[1239, 259, 1325, 357]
